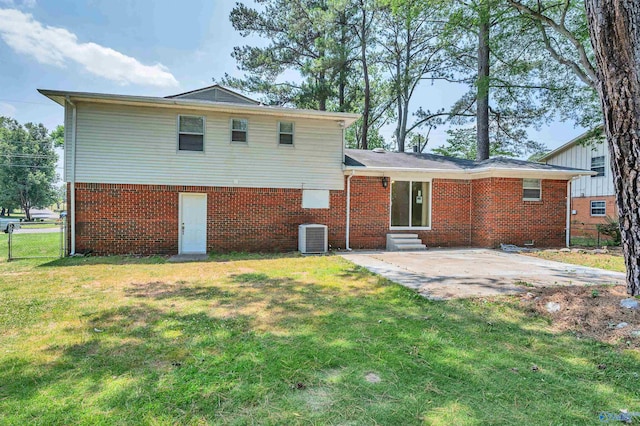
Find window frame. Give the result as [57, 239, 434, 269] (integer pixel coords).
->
[590, 200, 606, 216]
[389, 179, 432, 231]
[278, 121, 295, 147]
[177, 115, 205, 153]
[523, 178, 542, 201]
[591, 156, 605, 177]
[230, 118, 249, 144]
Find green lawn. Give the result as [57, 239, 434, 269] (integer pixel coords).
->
[0, 246, 639, 424]
[527, 250, 627, 273]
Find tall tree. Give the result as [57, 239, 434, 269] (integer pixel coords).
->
[382, 0, 449, 152]
[0, 117, 57, 221]
[584, 0, 640, 295]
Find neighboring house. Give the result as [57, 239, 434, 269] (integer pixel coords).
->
[39, 85, 591, 255]
[539, 128, 615, 240]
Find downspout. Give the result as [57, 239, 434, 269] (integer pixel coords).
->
[565, 179, 572, 248]
[66, 96, 77, 255]
[345, 170, 354, 251]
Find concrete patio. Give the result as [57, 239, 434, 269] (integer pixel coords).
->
[340, 248, 626, 300]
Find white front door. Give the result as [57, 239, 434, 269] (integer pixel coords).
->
[179, 193, 207, 254]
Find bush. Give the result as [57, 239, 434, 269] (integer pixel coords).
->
[596, 216, 621, 245]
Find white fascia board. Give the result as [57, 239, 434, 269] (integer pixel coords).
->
[344, 166, 594, 180]
[38, 89, 361, 127]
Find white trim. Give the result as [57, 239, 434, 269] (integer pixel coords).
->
[230, 118, 249, 144]
[277, 121, 295, 147]
[177, 114, 205, 153]
[38, 89, 361, 127]
[590, 200, 607, 217]
[344, 166, 592, 180]
[523, 178, 542, 201]
[66, 96, 77, 255]
[178, 193, 208, 254]
[389, 178, 433, 230]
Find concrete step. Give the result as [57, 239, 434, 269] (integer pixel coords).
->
[394, 243, 427, 251]
[387, 233, 419, 239]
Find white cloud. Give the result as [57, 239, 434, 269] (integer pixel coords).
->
[0, 8, 179, 87]
[0, 0, 36, 8]
[0, 102, 17, 117]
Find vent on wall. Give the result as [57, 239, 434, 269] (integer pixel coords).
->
[299, 224, 328, 254]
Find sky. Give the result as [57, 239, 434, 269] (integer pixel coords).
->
[0, 0, 588, 169]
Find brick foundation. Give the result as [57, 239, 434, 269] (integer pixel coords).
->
[68, 176, 570, 255]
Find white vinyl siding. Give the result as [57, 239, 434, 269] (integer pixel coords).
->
[546, 140, 614, 197]
[63, 100, 74, 181]
[71, 102, 344, 190]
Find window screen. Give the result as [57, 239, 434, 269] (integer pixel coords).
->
[178, 116, 204, 151]
[523, 179, 541, 200]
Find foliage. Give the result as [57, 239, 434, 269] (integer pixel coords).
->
[434, 126, 545, 160]
[596, 216, 621, 245]
[0, 117, 58, 221]
[50, 125, 64, 149]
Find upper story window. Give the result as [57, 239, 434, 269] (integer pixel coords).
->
[523, 178, 541, 201]
[231, 119, 248, 143]
[591, 156, 605, 177]
[278, 122, 294, 145]
[178, 115, 204, 152]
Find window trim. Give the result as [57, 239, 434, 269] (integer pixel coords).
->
[590, 200, 606, 217]
[177, 115, 205, 153]
[230, 118, 249, 144]
[389, 179, 433, 230]
[278, 121, 295, 147]
[591, 155, 606, 177]
[523, 178, 542, 201]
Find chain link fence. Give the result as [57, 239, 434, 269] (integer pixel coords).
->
[5, 219, 65, 261]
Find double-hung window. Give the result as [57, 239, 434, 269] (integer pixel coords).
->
[178, 115, 204, 152]
[591, 200, 606, 216]
[231, 119, 248, 143]
[278, 122, 294, 145]
[390, 180, 431, 229]
[591, 156, 605, 177]
[523, 179, 541, 201]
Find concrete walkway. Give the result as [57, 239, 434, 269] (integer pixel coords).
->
[340, 248, 626, 300]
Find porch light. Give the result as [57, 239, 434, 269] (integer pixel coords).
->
[381, 177, 389, 188]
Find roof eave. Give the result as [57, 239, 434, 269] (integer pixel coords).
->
[38, 89, 361, 126]
[344, 165, 594, 179]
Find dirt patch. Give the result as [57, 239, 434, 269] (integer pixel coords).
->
[520, 285, 640, 348]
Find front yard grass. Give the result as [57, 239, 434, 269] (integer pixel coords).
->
[1, 249, 639, 424]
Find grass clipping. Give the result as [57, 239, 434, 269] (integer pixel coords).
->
[520, 285, 640, 348]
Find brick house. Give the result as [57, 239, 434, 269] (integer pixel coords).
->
[539, 128, 615, 241]
[40, 85, 592, 255]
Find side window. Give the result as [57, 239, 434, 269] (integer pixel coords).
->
[178, 116, 204, 151]
[278, 122, 294, 145]
[523, 179, 541, 201]
[231, 119, 248, 143]
[590, 200, 606, 216]
[591, 156, 605, 177]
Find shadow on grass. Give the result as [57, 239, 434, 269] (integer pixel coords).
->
[37, 251, 311, 268]
[1, 269, 639, 424]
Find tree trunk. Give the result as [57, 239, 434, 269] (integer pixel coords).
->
[585, 0, 640, 296]
[338, 11, 347, 112]
[360, 7, 370, 150]
[476, 0, 491, 161]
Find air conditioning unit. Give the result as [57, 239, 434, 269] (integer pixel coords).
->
[299, 224, 328, 254]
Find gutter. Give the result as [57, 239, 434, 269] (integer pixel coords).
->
[345, 170, 355, 251]
[66, 96, 77, 256]
[343, 165, 595, 178]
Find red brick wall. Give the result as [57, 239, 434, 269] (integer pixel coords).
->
[471, 178, 567, 248]
[570, 195, 617, 239]
[68, 176, 569, 255]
